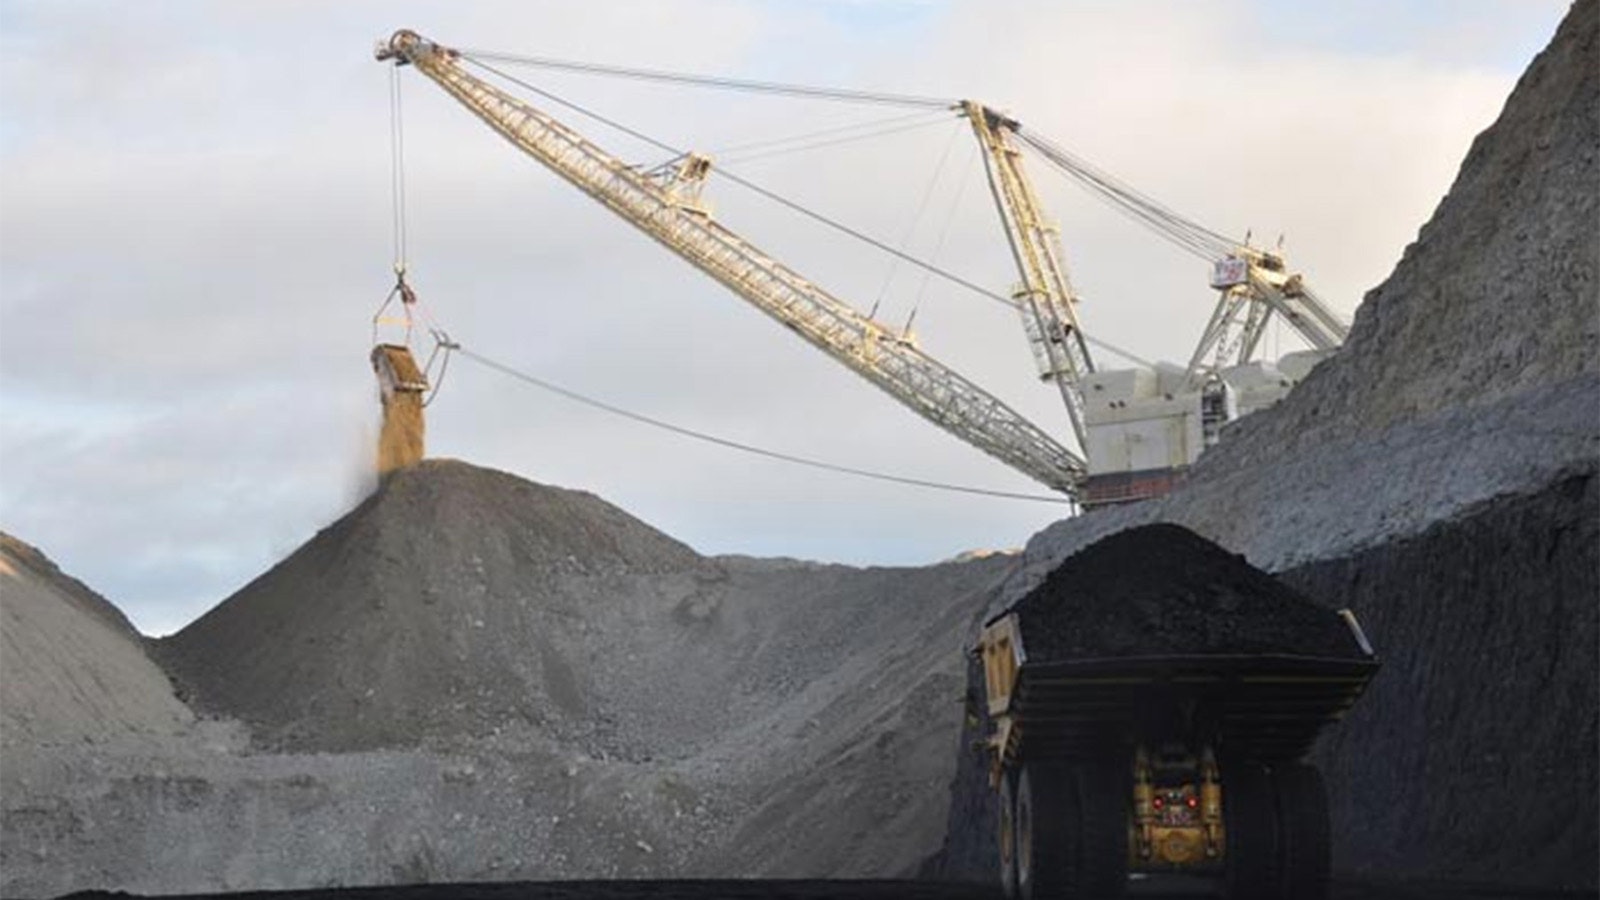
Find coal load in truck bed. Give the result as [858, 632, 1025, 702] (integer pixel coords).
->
[1009, 524, 1363, 661]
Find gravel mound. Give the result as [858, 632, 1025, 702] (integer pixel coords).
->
[0, 456, 1014, 895]
[157, 459, 711, 752]
[0, 532, 193, 752]
[1008, 524, 1362, 660]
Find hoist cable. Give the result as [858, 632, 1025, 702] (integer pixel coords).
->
[460, 56, 1153, 369]
[457, 47, 955, 109]
[455, 346, 1072, 504]
[388, 65, 410, 273]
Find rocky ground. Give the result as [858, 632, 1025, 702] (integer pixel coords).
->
[1, 461, 1018, 896]
[52, 877, 1600, 900]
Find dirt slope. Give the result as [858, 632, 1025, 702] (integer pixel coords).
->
[158, 459, 710, 752]
[1000, 0, 1597, 578]
[1290, 469, 1599, 889]
[0, 532, 193, 751]
[1172, 0, 1598, 569]
[1253, 0, 1597, 443]
[8, 460, 1016, 895]
[159, 459, 1013, 769]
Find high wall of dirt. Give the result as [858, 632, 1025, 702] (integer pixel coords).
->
[1287, 470, 1599, 889]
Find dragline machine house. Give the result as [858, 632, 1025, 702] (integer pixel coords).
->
[376, 30, 1347, 506]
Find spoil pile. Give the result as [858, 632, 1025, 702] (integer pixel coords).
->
[158, 458, 708, 752]
[9, 459, 1017, 895]
[0, 532, 193, 751]
[1008, 524, 1362, 661]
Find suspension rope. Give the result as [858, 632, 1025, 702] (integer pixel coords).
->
[455, 345, 1071, 504]
[458, 47, 955, 109]
[1015, 128, 1236, 261]
[460, 56, 1153, 369]
[718, 114, 953, 166]
[909, 137, 979, 318]
[869, 118, 964, 321]
[710, 109, 949, 159]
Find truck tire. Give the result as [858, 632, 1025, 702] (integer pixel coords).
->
[998, 767, 1020, 899]
[1074, 763, 1130, 897]
[1224, 765, 1281, 900]
[1015, 760, 1081, 899]
[1273, 764, 1330, 900]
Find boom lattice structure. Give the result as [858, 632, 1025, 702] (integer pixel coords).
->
[965, 102, 1096, 452]
[378, 30, 1086, 494]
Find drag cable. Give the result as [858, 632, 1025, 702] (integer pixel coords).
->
[455, 346, 1072, 504]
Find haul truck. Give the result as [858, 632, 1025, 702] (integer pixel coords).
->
[976, 610, 1377, 900]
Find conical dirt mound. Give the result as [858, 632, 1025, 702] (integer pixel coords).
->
[1, 532, 193, 750]
[159, 459, 709, 751]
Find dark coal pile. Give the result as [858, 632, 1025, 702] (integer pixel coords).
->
[1007, 524, 1363, 661]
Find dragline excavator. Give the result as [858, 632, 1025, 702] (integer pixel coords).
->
[373, 30, 1347, 505]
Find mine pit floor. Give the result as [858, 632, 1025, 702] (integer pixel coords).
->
[58, 877, 1598, 900]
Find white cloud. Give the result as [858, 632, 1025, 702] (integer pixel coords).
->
[0, 0, 1563, 633]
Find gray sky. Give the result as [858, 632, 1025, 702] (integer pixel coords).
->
[0, 0, 1568, 635]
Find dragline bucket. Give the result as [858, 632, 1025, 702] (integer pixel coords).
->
[371, 344, 428, 474]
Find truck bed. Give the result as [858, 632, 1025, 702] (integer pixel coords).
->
[994, 653, 1378, 767]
